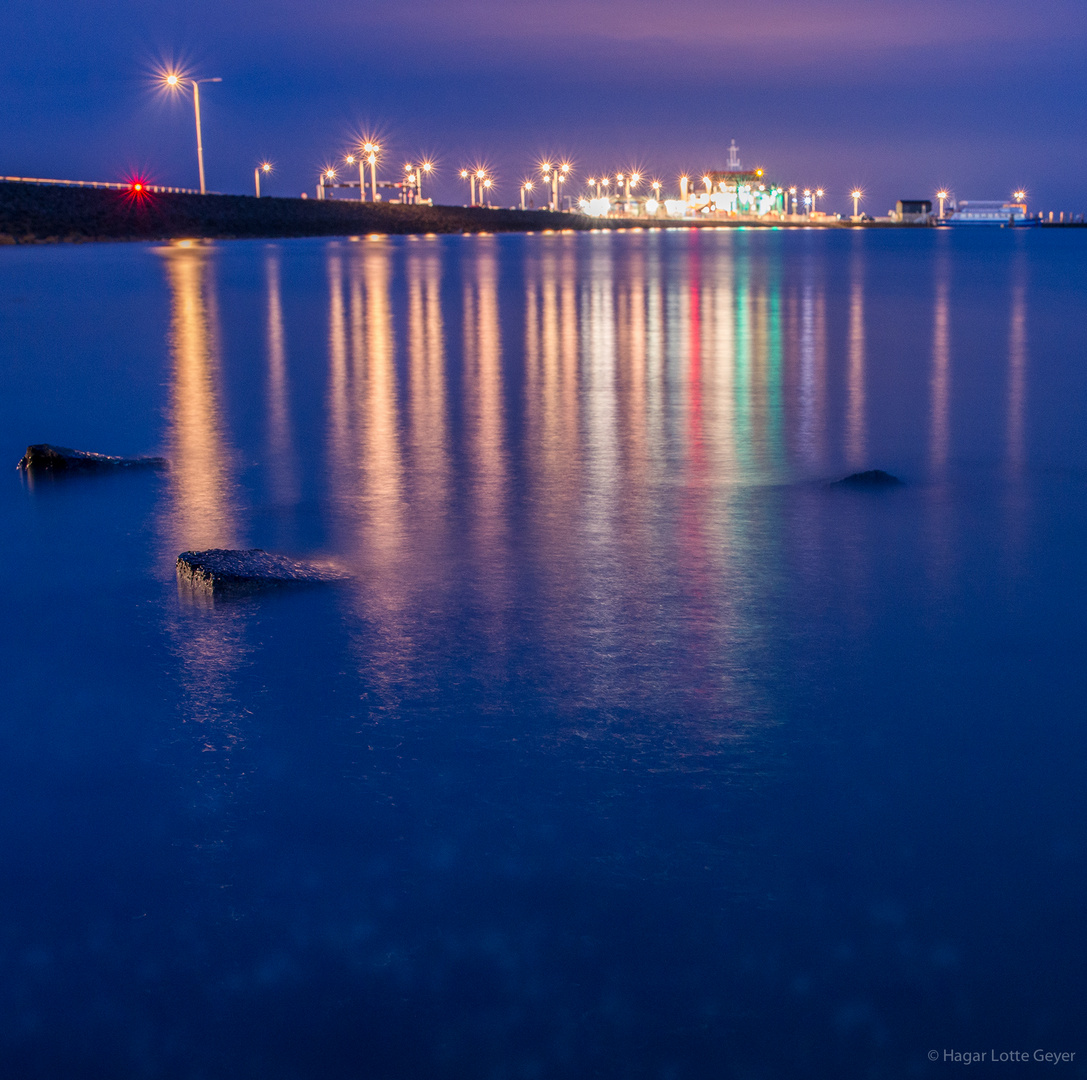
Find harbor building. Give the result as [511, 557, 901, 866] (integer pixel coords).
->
[583, 140, 788, 220]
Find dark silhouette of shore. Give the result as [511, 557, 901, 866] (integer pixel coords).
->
[0, 182, 599, 243]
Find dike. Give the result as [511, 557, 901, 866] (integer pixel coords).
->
[0, 182, 600, 243]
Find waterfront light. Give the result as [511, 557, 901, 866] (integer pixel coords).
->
[254, 160, 272, 198]
[359, 141, 381, 201]
[418, 160, 433, 203]
[936, 189, 949, 217]
[814, 188, 824, 214]
[161, 71, 222, 195]
[702, 175, 712, 193]
[521, 179, 534, 210]
[851, 189, 863, 217]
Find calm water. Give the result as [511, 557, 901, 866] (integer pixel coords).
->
[2, 228, 1086, 1078]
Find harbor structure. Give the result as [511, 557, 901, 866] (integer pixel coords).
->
[944, 198, 1032, 226]
[581, 140, 788, 221]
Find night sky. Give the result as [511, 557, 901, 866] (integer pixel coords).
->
[3, 0, 1086, 214]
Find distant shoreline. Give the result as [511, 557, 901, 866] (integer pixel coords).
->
[2, 182, 1082, 244]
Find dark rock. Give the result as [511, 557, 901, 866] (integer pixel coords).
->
[176, 548, 344, 597]
[831, 469, 904, 489]
[17, 443, 168, 474]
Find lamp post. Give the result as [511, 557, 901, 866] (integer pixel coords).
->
[651, 180, 661, 200]
[254, 161, 271, 197]
[361, 142, 380, 201]
[482, 177, 492, 207]
[679, 175, 689, 201]
[851, 189, 863, 218]
[803, 188, 811, 217]
[318, 168, 336, 201]
[460, 170, 474, 206]
[417, 161, 433, 203]
[788, 186, 797, 215]
[814, 188, 824, 215]
[163, 73, 222, 195]
[1013, 189, 1026, 211]
[521, 180, 533, 210]
[476, 169, 487, 207]
[344, 154, 365, 201]
[936, 190, 949, 218]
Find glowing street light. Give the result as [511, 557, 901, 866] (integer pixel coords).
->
[254, 160, 272, 198]
[521, 180, 534, 210]
[361, 141, 381, 202]
[343, 154, 366, 202]
[482, 177, 493, 206]
[679, 175, 689, 201]
[651, 180, 662, 200]
[162, 71, 222, 195]
[803, 188, 812, 216]
[814, 188, 824, 215]
[417, 160, 433, 203]
[477, 168, 487, 207]
[461, 169, 475, 206]
[935, 190, 949, 217]
[702, 174, 712, 193]
[1013, 189, 1027, 212]
[851, 189, 863, 218]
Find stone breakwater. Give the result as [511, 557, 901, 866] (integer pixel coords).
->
[0, 182, 600, 243]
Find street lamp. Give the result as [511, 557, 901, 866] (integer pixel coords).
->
[254, 161, 271, 198]
[482, 177, 492, 206]
[851, 189, 863, 218]
[343, 154, 366, 202]
[651, 180, 662, 200]
[162, 72, 222, 195]
[936, 190, 949, 217]
[803, 188, 811, 216]
[814, 188, 824, 215]
[460, 169, 473, 206]
[789, 186, 797, 214]
[417, 160, 433, 203]
[361, 141, 381, 201]
[521, 180, 534, 210]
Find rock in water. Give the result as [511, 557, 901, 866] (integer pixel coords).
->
[176, 549, 344, 597]
[831, 469, 904, 488]
[17, 443, 168, 474]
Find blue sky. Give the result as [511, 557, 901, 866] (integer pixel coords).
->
[3, 0, 1085, 214]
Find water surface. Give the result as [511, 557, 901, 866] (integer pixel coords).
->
[2, 228, 1086, 1078]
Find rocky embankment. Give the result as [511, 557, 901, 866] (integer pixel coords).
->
[0, 182, 598, 243]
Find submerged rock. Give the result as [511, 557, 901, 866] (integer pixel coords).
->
[17, 443, 168, 474]
[176, 548, 344, 597]
[831, 469, 904, 489]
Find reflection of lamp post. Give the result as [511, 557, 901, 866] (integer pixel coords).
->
[254, 161, 271, 197]
[936, 190, 949, 217]
[851, 189, 863, 218]
[163, 72, 222, 195]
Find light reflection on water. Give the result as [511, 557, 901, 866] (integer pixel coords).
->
[8, 229, 1079, 1076]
